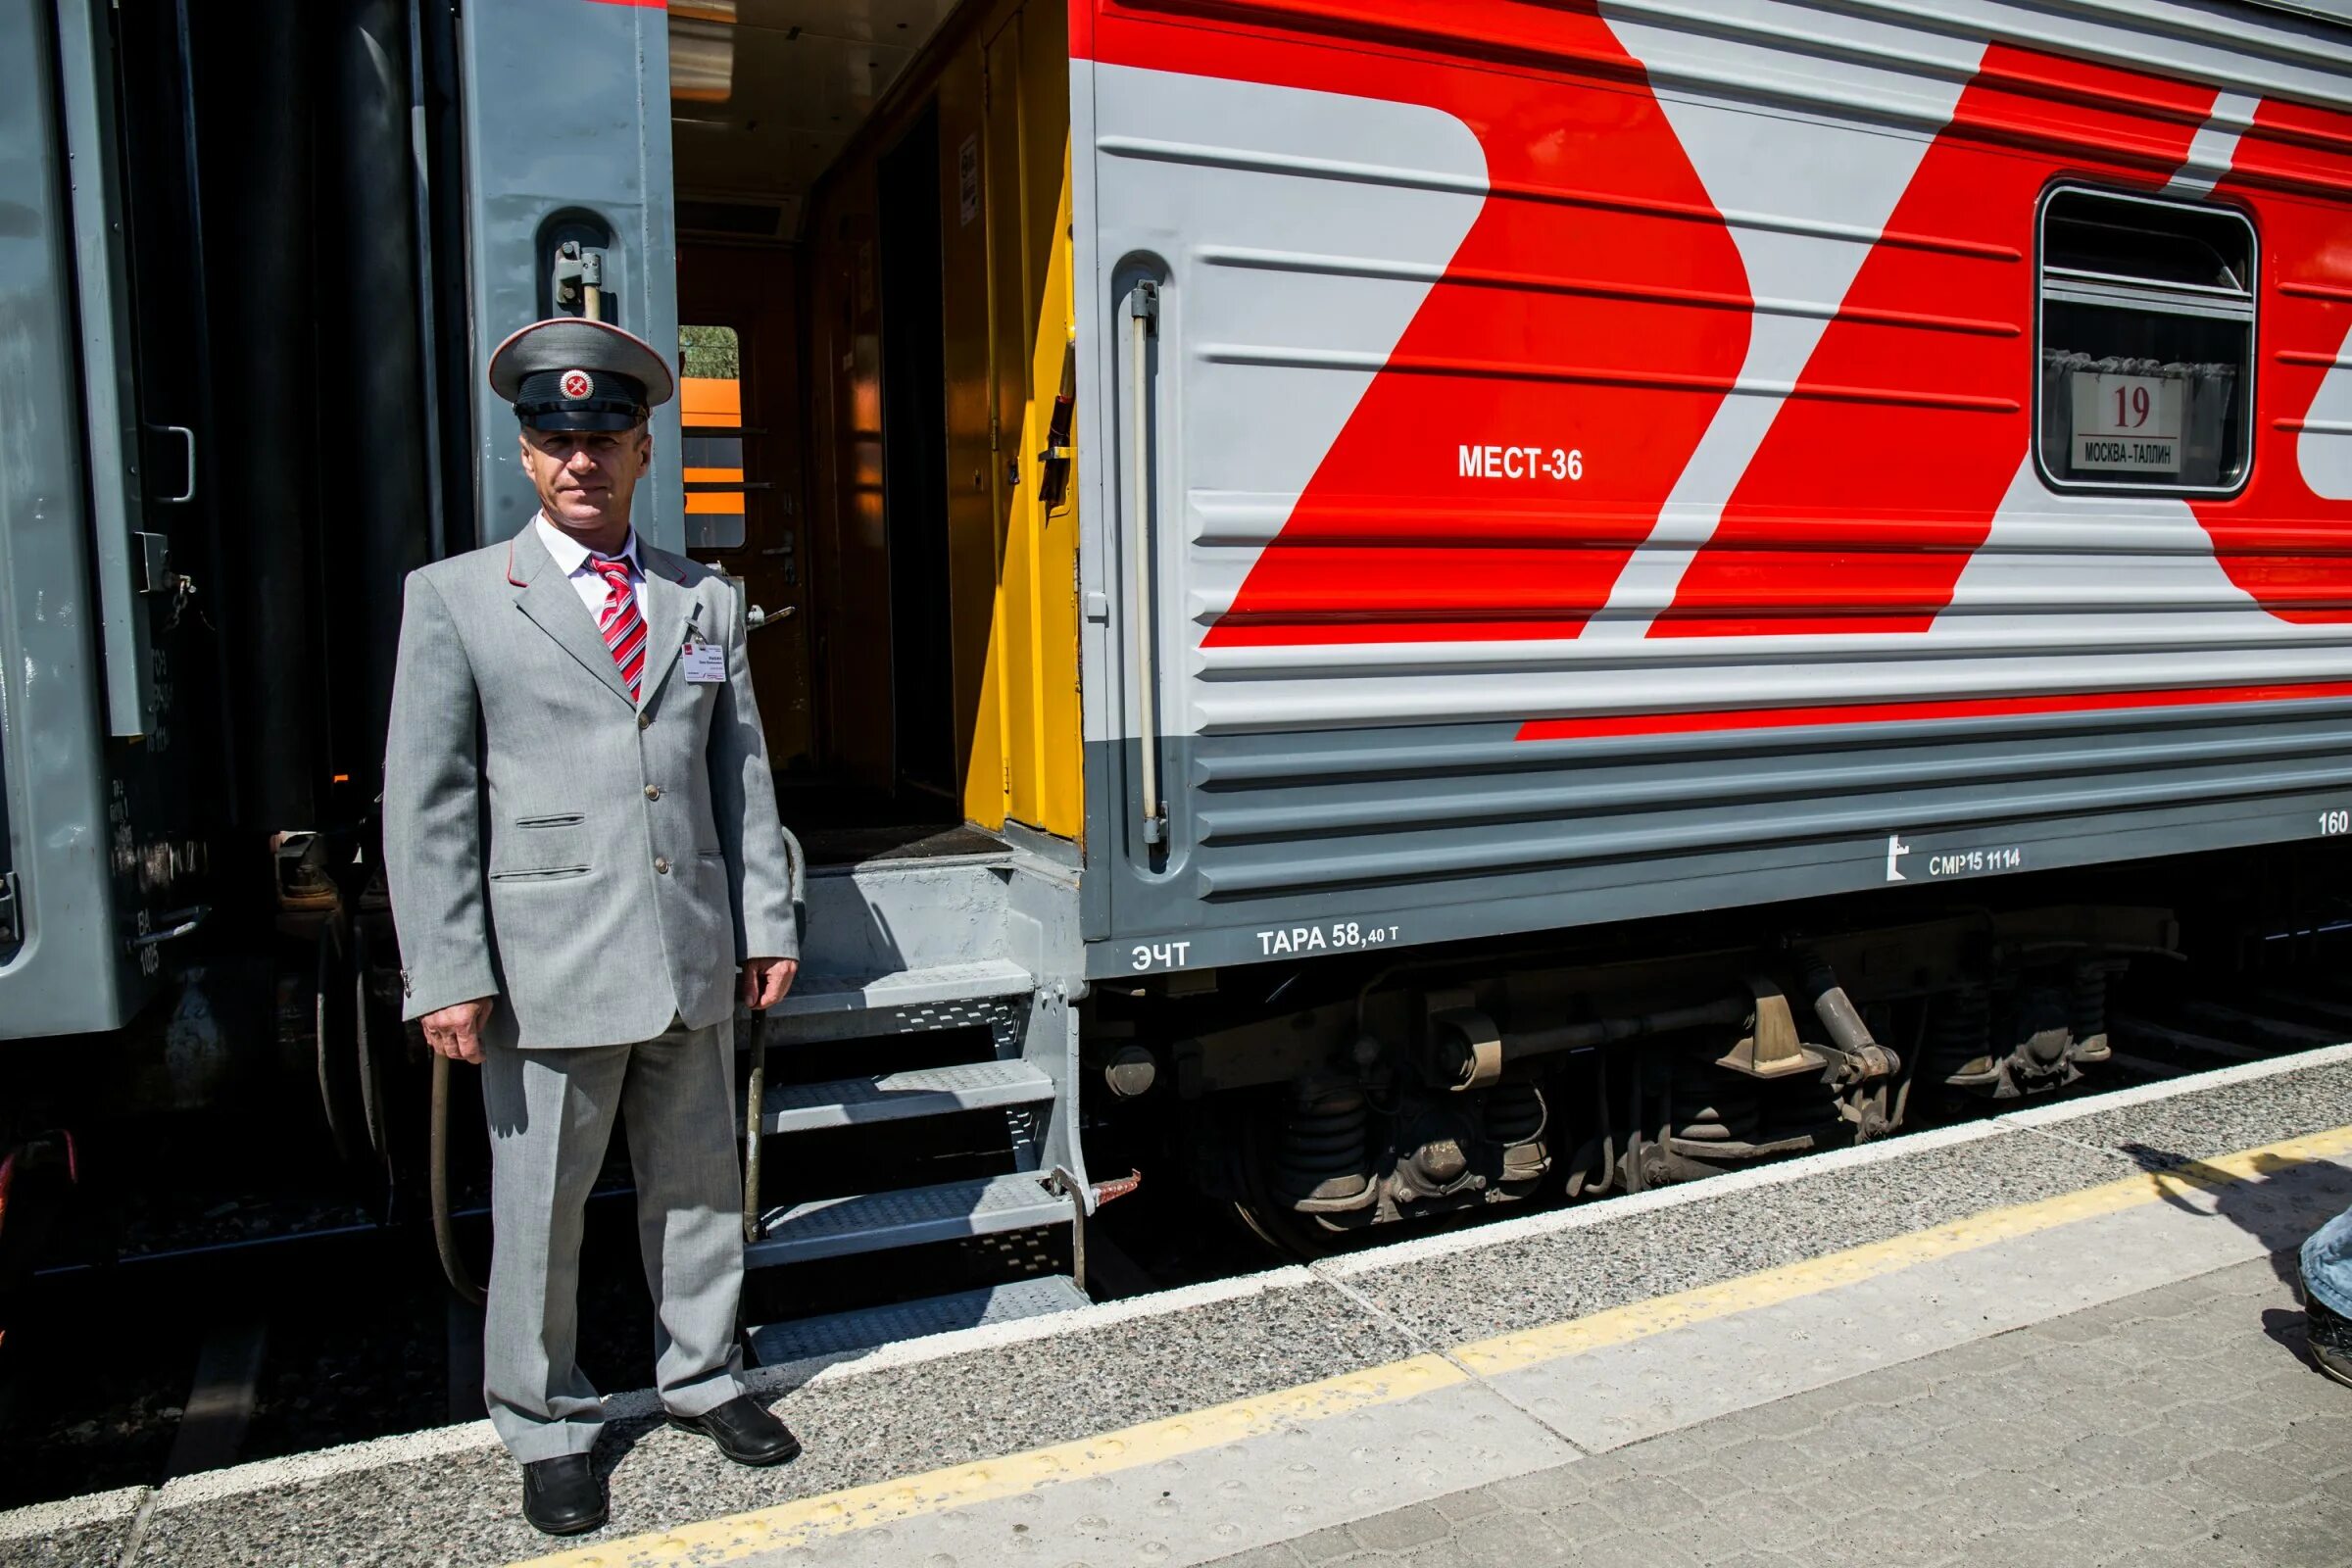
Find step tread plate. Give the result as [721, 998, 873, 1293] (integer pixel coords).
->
[762, 958, 1034, 1020]
[745, 1173, 1070, 1269]
[745, 1275, 1092, 1365]
[761, 1060, 1055, 1133]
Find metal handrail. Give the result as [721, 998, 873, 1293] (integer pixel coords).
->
[1130, 281, 1165, 848]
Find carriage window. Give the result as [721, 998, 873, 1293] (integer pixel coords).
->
[679, 323, 748, 551]
[2036, 187, 2255, 494]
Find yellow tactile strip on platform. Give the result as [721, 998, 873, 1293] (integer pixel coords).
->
[1452, 1126, 2352, 1376]
[508, 1124, 2352, 1568]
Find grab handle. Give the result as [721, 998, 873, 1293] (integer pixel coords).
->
[159, 425, 196, 504]
[1128, 281, 1165, 848]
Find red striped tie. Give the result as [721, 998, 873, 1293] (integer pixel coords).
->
[590, 555, 647, 702]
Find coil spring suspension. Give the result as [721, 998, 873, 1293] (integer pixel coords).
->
[1480, 1079, 1550, 1188]
[1931, 986, 1993, 1080]
[1483, 1081, 1546, 1147]
[1275, 1074, 1373, 1208]
[2072, 962, 2115, 1061]
[1671, 1076, 1762, 1147]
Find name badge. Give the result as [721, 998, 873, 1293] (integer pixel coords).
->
[682, 643, 726, 683]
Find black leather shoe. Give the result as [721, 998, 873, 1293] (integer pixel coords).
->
[521, 1453, 607, 1537]
[667, 1395, 803, 1467]
[2310, 1291, 2352, 1390]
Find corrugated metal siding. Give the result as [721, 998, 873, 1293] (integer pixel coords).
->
[1074, 0, 2352, 973]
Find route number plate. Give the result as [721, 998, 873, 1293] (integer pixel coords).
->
[2070, 371, 2183, 473]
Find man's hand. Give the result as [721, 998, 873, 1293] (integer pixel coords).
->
[421, 998, 494, 1064]
[741, 957, 798, 1011]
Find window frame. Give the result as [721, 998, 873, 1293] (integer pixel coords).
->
[2032, 181, 2260, 501]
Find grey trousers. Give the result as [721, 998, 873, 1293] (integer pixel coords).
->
[479, 1014, 746, 1462]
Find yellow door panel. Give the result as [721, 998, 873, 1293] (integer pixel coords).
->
[1030, 149, 1083, 839]
[982, 12, 1036, 830]
[977, 3, 1081, 839]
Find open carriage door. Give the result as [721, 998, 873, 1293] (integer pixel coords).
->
[457, 0, 681, 549]
[972, 7, 1084, 841]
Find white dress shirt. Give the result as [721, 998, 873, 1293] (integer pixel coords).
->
[535, 514, 644, 622]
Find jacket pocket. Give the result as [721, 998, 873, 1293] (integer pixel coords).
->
[494, 812, 592, 880]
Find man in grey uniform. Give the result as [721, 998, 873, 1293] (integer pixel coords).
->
[383, 317, 802, 1536]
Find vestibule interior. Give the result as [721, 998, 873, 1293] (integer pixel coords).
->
[667, 0, 1082, 861]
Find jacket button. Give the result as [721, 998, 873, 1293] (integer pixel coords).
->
[638, 712, 651, 730]
[654, 857, 670, 874]
[645, 785, 662, 801]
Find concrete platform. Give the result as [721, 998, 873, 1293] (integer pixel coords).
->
[1229, 1256, 2351, 1568]
[9, 1046, 2352, 1568]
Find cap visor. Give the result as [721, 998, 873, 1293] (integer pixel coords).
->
[519, 410, 642, 433]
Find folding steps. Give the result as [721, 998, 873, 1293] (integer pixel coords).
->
[763, 957, 1034, 1032]
[759, 1059, 1055, 1134]
[744, 1172, 1075, 1268]
[738, 839, 1097, 1362]
[745, 1275, 1092, 1365]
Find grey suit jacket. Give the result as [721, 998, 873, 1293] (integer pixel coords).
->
[382, 522, 797, 1048]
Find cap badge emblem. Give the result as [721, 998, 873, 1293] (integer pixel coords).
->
[559, 368, 594, 400]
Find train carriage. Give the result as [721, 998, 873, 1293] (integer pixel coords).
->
[6, 0, 2352, 1341]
